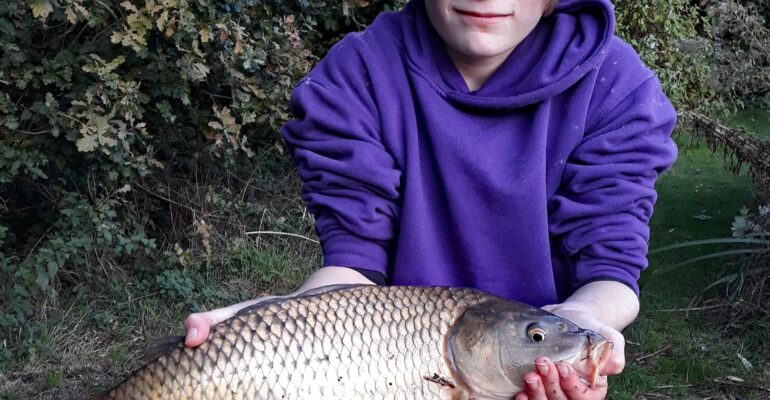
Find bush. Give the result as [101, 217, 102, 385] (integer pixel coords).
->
[2, 0, 768, 330]
[616, 0, 770, 114]
[705, 0, 770, 101]
[616, 0, 770, 201]
[615, 0, 718, 113]
[0, 0, 403, 327]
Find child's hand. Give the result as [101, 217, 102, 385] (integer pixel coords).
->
[183, 266, 376, 347]
[514, 357, 609, 400]
[183, 295, 282, 347]
[513, 306, 626, 400]
[184, 305, 230, 348]
[540, 307, 626, 376]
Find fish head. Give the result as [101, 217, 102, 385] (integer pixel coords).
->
[447, 299, 613, 398]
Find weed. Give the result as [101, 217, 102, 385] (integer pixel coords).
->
[0, 390, 21, 400]
[43, 370, 62, 390]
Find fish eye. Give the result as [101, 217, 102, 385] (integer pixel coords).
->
[527, 324, 547, 342]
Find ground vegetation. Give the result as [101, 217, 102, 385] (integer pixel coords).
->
[1, 0, 769, 397]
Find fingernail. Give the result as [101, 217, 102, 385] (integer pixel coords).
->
[525, 377, 538, 389]
[186, 328, 198, 341]
[558, 363, 570, 378]
[536, 361, 549, 375]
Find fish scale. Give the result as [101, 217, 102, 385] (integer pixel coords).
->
[101, 286, 485, 400]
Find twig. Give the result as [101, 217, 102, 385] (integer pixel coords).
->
[655, 384, 693, 389]
[635, 345, 671, 362]
[255, 209, 267, 248]
[655, 304, 729, 313]
[135, 183, 199, 216]
[94, 0, 120, 22]
[245, 230, 319, 244]
[118, 291, 161, 305]
[12, 128, 51, 135]
[713, 378, 770, 392]
[20, 226, 54, 265]
[201, 89, 232, 100]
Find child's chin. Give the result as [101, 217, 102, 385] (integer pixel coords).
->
[451, 38, 518, 59]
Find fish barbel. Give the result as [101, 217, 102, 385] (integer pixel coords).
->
[95, 285, 613, 399]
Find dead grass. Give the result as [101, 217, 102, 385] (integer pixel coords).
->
[1, 154, 323, 399]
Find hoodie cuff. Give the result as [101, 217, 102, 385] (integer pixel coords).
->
[574, 264, 640, 297]
[346, 267, 386, 285]
[321, 231, 389, 278]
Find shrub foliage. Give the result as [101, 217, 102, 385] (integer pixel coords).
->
[1, 0, 768, 332]
[0, 0, 403, 327]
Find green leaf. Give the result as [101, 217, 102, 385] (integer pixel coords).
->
[76, 134, 98, 152]
[27, 166, 48, 179]
[47, 261, 58, 279]
[14, 284, 30, 298]
[36, 266, 49, 290]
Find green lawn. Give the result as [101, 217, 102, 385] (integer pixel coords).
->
[611, 108, 770, 399]
[1, 109, 768, 399]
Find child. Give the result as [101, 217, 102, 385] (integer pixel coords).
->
[185, 1, 677, 398]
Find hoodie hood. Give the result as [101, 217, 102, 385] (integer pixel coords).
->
[401, 0, 615, 109]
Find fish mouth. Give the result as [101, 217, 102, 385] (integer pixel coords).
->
[560, 333, 614, 387]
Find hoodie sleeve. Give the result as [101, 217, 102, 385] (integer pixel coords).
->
[280, 37, 401, 277]
[548, 75, 678, 296]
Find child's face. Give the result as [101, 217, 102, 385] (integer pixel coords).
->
[425, 0, 548, 62]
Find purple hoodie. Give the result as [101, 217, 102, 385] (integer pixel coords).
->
[281, 0, 677, 306]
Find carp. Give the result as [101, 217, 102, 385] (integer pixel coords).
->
[94, 285, 612, 399]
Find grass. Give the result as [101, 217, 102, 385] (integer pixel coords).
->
[611, 107, 770, 399]
[1, 109, 768, 399]
[729, 106, 770, 138]
[0, 208, 320, 399]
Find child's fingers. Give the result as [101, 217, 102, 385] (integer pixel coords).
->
[557, 363, 608, 400]
[533, 357, 569, 400]
[183, 306, 237, 347]
[514, 390, 531, 400]
[519, 372, 547, 400]
[183, 312, 214, 347]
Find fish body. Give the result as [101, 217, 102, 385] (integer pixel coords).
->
[97, 285, 611, 400]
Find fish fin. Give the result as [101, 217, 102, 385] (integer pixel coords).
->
[234, 284, 369, 317]
[295, 283, 368, 297]
[141, 335, 185, 363]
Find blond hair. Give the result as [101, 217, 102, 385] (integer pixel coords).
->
[544, 0, 559, 16]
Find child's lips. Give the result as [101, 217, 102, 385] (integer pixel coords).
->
[454, 9, 513, 19]
[453, 8, 513, 26]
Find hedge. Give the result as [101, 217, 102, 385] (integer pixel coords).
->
[1, 0, 768, 328]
